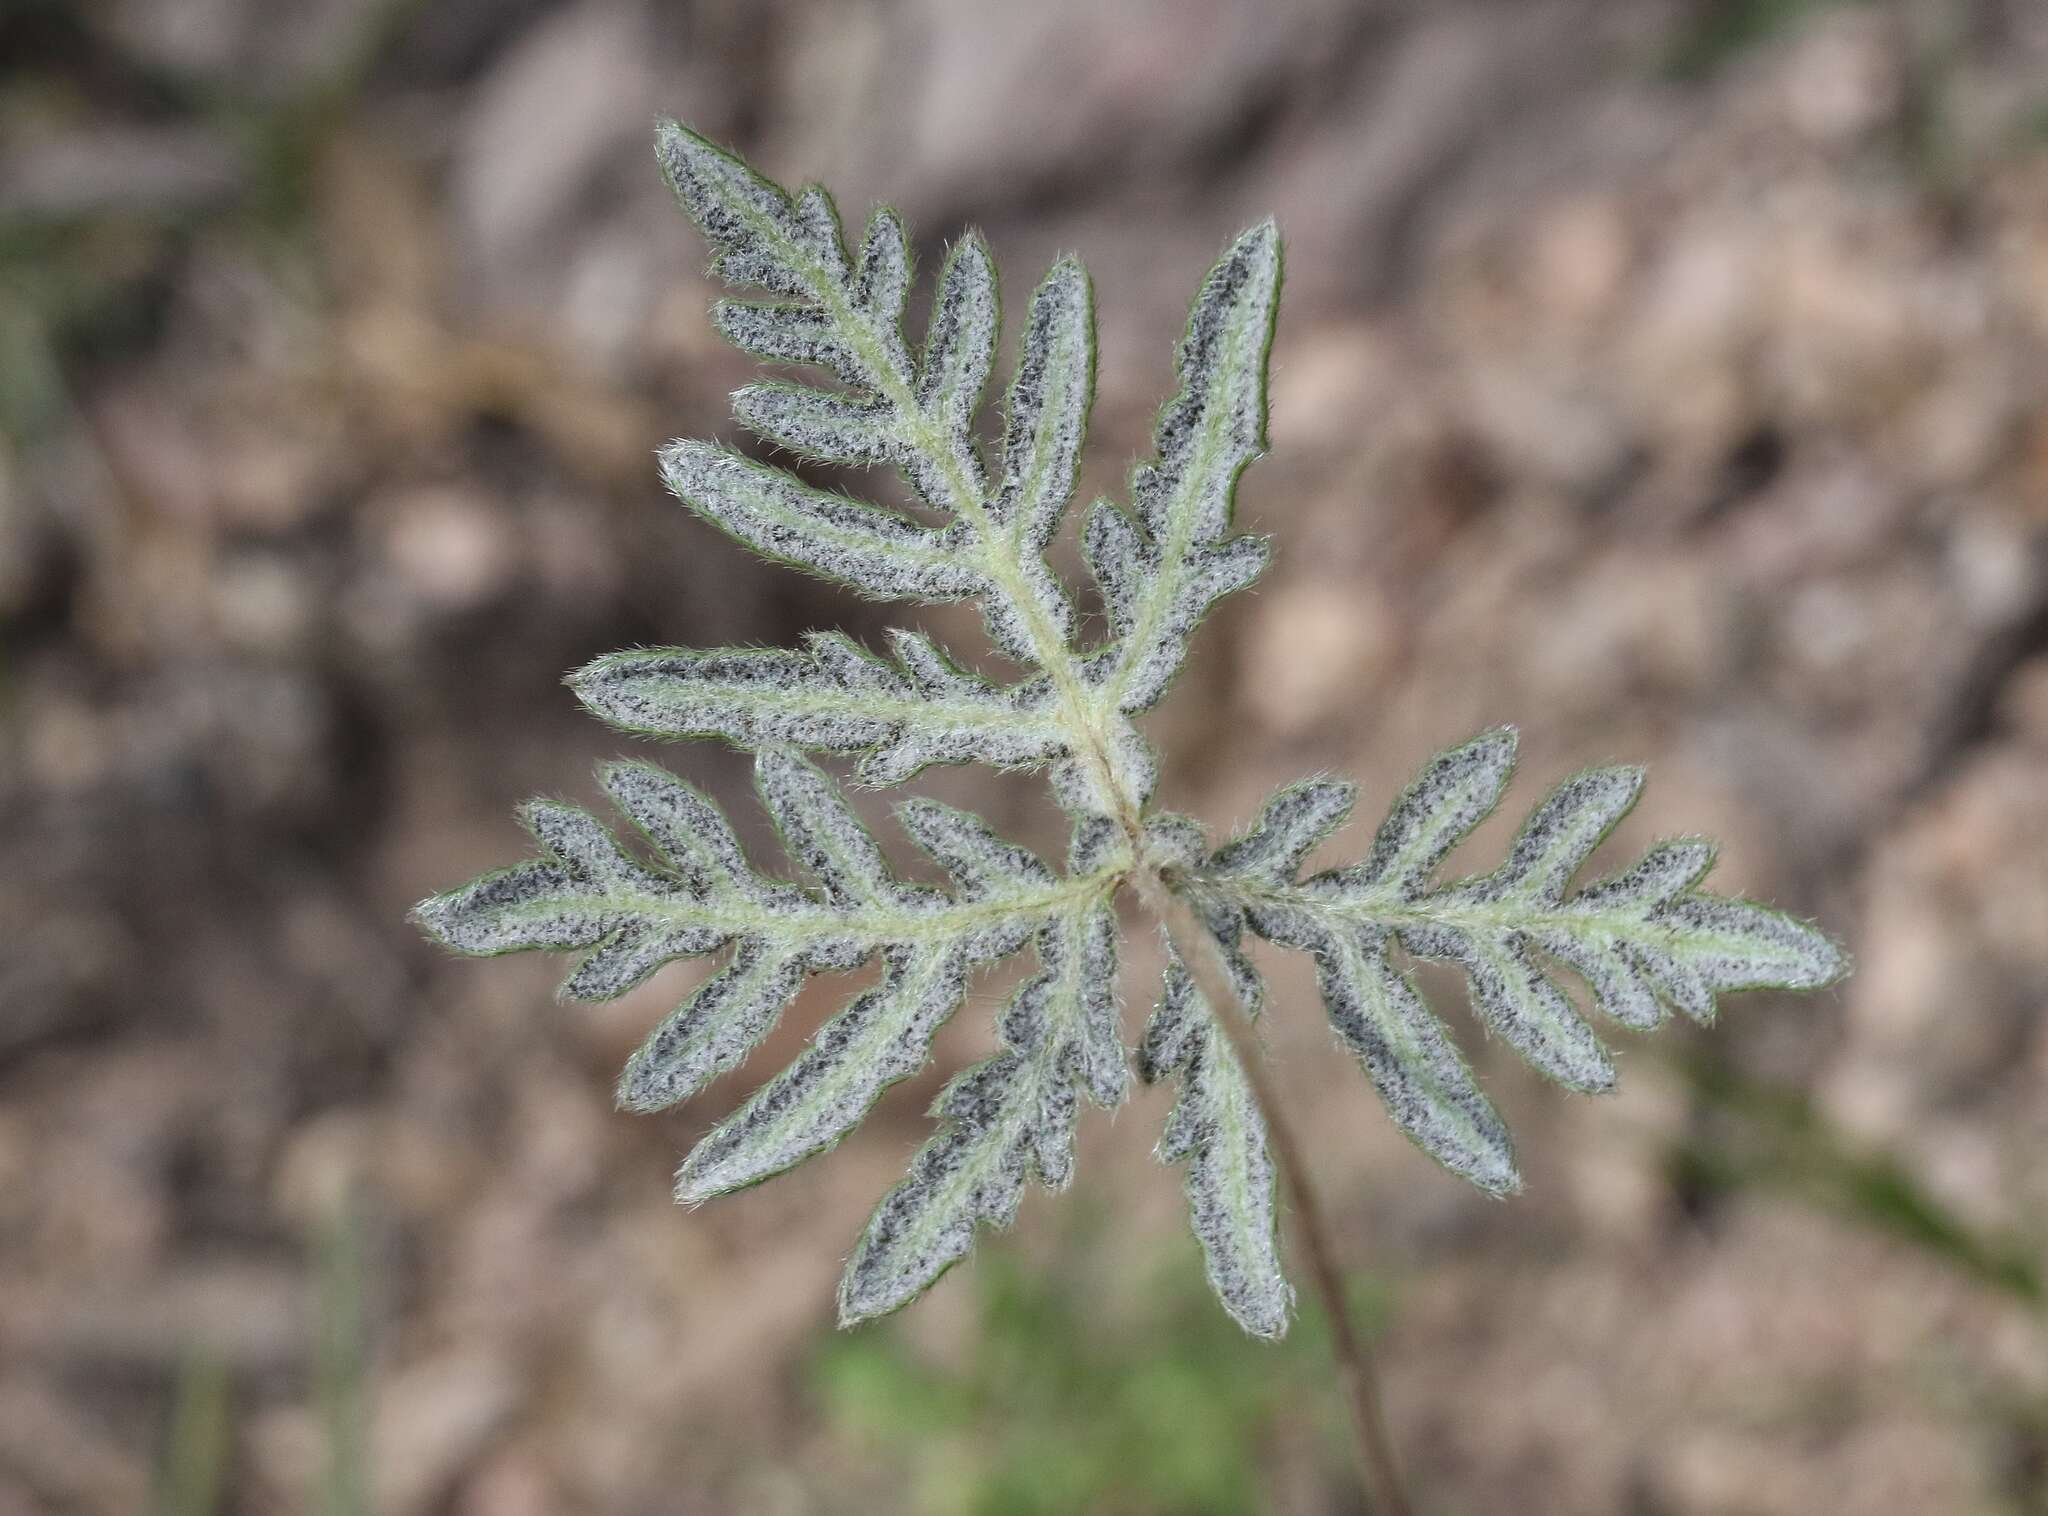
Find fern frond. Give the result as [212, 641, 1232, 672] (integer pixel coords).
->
[419, 122, 1850, 1340]
[1180, 729, 1847, 1191]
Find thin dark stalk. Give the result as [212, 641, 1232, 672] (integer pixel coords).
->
[1139, 875, 1416, 1516]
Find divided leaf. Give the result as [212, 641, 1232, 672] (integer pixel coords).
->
[656, 120, 1290, 804]
[656, 122, 1088, 678]
[674, 936, 981, 1199]
[908, 236, 998, 509]
[993, 259, 1094, 550]
[1282, 910, 1518, 1194]
[415, 751, 1114, 1181]
[1182, 729, 1847, 1192]
[654, 121, 845, 302]
[418, 121, 1853, 1343]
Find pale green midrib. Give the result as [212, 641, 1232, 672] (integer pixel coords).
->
[803, 789, 901, 910]
[713, 468, 959, 569]
[715, 186, 1135, 825]
[884, 1053, 1043, 1272]
[1005, 318, 1082, 554]
[621, 679, 1059, 736]
[725, 938, 960, 1172]
[1459, 930, 1586, 1051]
[1102, 305, 1252, 713]
[1211, 1026, 1268, 1294]
[707, 187, 1290, 1307]
[1532, 816, 1619, 884]
[492, 868, 1119, 945]
[659, 946, 786, 1060]
[1045, 898, 1092, 1065]
[854, 896, 1093, 1278]
[1378, 809, 1489, 895]
[1217, 878, 1694, 943]
[1335, 933, 1494, 1163]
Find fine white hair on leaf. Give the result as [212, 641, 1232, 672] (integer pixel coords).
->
[1139, 943, 1290, 1339]
[712, 299, 865, 385]
[652, 121, 1086, 697]
[1209, 778, 1357, 886]
[597, 761, 799, 910]
[1183, 731, 1848, 1187]
[414, 799, 700, 968]
[1067, 812, 1124, 876]
[1395, 920, 1617, 1093]
[1332, 727, 1518, 899]
[656, 120, 821, 299]
[1082, 499, 1146, 638]
[993, 258, 1094, 549]
[658, 441, 986, 602]
[836, 1042, 1055, 1325]
[912, 235, 998, 509]
[791, 185, 850, 282]
[571, 634, 1069, 787]
[856, 209, 912, 335]
[732, 384, 896, 465]
[418, 121, 1853, 1343]
[616, 941, 808, 1113]
[1302, 920, 1517, 1192]
[1089, 220, 1282, 716]
[836, 900, 1127, 1325]
[1106, 717, 1161, 809]
[1475, 766, 1645, 905]
[1143, 810, 1209, 871]
[419, 748, 1116, 1147]
[883, 627, 999, 700]
[677, 938, 978, 1201]
[755, 747, 927, 910]
[897, 798, 1055, 899]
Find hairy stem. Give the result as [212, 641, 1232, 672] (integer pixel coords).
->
[1136, 872, 1416, 1516]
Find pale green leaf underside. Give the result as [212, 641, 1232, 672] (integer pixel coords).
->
[417, 121, 1850, 1341]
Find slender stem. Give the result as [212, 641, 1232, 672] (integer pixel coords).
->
[1138, 874, 1416, 1516]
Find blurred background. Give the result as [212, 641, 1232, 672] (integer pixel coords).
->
[3, 0, 2047, 1511]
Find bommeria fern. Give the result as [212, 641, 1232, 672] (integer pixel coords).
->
[416, 122, 1847, 1340]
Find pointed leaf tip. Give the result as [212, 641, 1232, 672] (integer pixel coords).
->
[1239, 215, 1280, 252]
